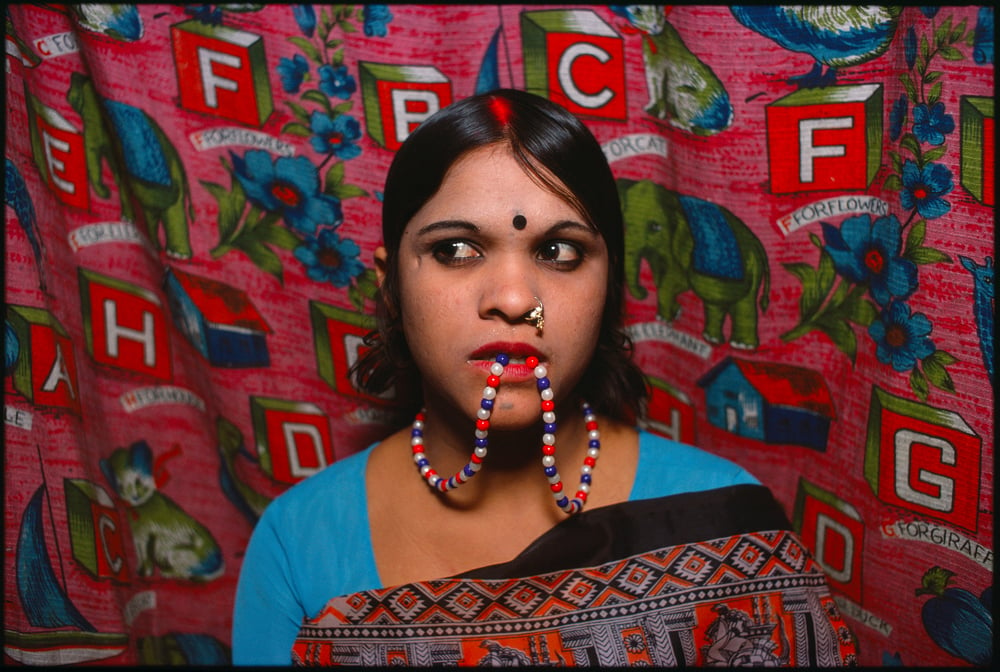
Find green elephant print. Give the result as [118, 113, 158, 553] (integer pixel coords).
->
[67, 72, 194, 258]
[619, 178, 770, 349]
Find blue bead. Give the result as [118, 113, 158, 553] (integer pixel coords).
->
[464, 465, 475, 477]
[475, 437, 488, 448]
[581, 474, 592, 485]
[417, 458, 429, 467]
[496, 353, 509, 366]
[411, 428, 423, 437]
[544, 423, 557, 433]
[589, 439, 600, 448]
[556, 496, 569, 507]
[536, 377, 550, 390]
[481, 398, 494, 410]
[544, 466, 557, 477]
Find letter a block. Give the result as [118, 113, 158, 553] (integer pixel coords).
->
[864, 387, 981, 533]
[960, 96, 994, 206]
[171, 20, 272, 127]
[359, 62, 451, 150]
[78, 268, 172, 381]
[521, 9, 626, 121]
[644, 377, 695, 445]
[309, 301, 394, 403]
[793, 478, 864, 603]
[6, 305, 81, 413]
[766, 84, 882, 194]
[26, 93, 88, 209]
[250, 397, 334, 484]
[65, 478, 129, 582]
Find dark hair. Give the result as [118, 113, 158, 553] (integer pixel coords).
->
[351, 88, 648, 422]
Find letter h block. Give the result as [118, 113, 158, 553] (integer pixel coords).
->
[78, 268, 172, 381]
[359, 62, 452, 150]
[864, 387, 981, 533]
[309, 300, 395, 403]
[250, 397, 334, 484]
[766, 84, 882, 194]
[793, 478, 865, 603]
[521, 9, 626, 121]
[960, 96, 994, 206]
[65, 478, 129, 582]
[26, 92, 88, 209]
[171, 20, 273, 127]
[6, 305, 81, 413]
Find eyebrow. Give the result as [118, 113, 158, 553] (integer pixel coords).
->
[415, 219, 597, 238]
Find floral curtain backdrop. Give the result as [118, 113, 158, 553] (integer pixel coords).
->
[4, 4, 993, 667]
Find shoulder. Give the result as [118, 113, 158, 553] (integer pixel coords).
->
[631, 429, 759, 500]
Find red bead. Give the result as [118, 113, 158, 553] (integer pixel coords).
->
[586, 421, 598, 431]
[425, 469, 437, 478]
[584, 456, 596, 467]
[471, 453, 482, 464]
[526, 356, 539, 368]
[576, 491, 588, 501]
[542, 444, 555, 455]
[412, 445, 423, 454]
[541, 400, 554, 411]
[415, 412, 425, 421]
[550, 482, 563, 493]
[487, 375, 500, 387]
[476, 418, 490, 431]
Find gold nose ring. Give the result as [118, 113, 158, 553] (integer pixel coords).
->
[526, 297, 544, 332]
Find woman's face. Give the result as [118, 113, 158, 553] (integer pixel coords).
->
[378, 144, 609, 429]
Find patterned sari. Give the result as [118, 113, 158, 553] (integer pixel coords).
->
[291, 485, 857, 666]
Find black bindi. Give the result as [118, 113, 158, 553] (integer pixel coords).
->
[512, 214, 527, 230]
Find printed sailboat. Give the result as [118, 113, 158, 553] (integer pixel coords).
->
[4, 484, 128, 665]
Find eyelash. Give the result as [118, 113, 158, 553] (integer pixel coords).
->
[431, 239, 584, 269]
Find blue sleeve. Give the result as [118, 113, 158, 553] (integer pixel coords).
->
[629, 430, 759, 500]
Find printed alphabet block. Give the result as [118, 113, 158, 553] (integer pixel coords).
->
[793, 478, 864, 603]
[960, 96, 994, 206]
[309, 300, 395, 403]
[766, 84, 882, 194]
[250, 397, 334, 484]
[642, 377, 695, 445]
[358, 61, 452, 150]
[864, 387, 981, 533]
[6, 305, 81, 413]
[64, 478, 129, 582]
[78, 268, 172, 381]
[26, 92, 88, 209]
[521, 9, 626, 121]
[171, 19, 273, 127]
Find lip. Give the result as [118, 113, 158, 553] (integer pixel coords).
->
[469, 342, 544, 381]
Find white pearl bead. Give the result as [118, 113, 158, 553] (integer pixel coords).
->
[547, 474, 561, 484]
[588, 447, 600, 459]
[477, 408, 491, 420]
[542, 433, 556, 446]
[542, 455, 555, 467]
[413, 453, 425, 464]
[589, 430, 600, 441]
[542, 411, 556, 424]
[470, 461, 482, 472]
[411, 436, 423, 446]
[413, 420, 424, 430]
[540, 388, 554, 401]
[491, 362, 504, 376]
[533, 364, 547, 378]
[584, 414, 595, 423]
[475, 429, 488, 439]
[474, 446, 487, 458]
[483, 386, 497, 399]
[579, 483, 590, 494]
[420, 465, 432, 476]
[581, 465, 592, 475]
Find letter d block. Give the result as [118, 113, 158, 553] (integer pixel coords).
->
[6, 305, 81, 413]
[644, 377, 695, 445]
[521, 9, 626, 121]
[171, 20, 272, 127]
[960, 96, 994, 206]
[766, 84, 882, 194]
[864, 387, 981, 533]
[793, 478, 864, 603]
[78, 268, 172, 381]
[309, 300, 395, 403]
[359, 62, 452, 150]
[250, 397, 334, 484]
[27, 96, 88, 209]
[65, 478, 129, 582]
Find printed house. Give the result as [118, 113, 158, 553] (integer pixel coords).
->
[164, 268, 271, 367]
[697, 357, 835, 451]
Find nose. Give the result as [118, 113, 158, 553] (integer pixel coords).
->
[478, 257, 541, 327]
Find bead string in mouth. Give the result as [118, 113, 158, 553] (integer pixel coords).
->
[410, 353, 600, 514]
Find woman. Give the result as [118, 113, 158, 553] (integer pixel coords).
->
[233, 89, 855, 666]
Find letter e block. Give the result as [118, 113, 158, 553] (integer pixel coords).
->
[28, 99, 88, 209]
[793, 478, 864, 603]
[766, 84, 882, 194]
[309, 300, 396, 403]
[78, 268, 172, 381]
[643, 377, 695, 445]
[6, 305, 81, 413]
[359, 62, 451, 150]
[864, 387, 981, 533]
[65, 478, 129, 582]
[171, 20, 273, 127]
[250, 397, 334, 484]
[960, 96, 994, 206]
[521, 9, 626, 121]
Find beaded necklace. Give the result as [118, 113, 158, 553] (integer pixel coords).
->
[410, 353, 600, 515]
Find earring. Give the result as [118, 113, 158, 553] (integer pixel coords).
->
[526, 297, 544, 332]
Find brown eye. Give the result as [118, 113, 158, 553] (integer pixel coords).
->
[432, 240, 481, 264]
[538, 241, 582, 267]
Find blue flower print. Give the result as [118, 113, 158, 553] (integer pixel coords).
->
[900, 160, 953, 220]
[912, 102, 954, 146]
[309, 112, 362, 160]
[919, 7, 940, 19]
[277, 54, 309, 94]
[231, 150, 343, 235]
[822, 214, 918, 306]
[904, 26, 917, 70]
[363, 5, 393, 37]
[294, 230, 364, 287]
[292, 5, 316, 37]
[186, 4, 223, 26]
[318, 64, 357, 100]
[869, 300, 935, 372]
[889, 96, 908, 142]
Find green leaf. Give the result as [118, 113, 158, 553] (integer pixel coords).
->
[889, 151, 902, 174]
[816, 316, 857, 362]
[257, 221, 301, 250]
[883, 174, 903, 192]
[281, 121, 312, 137]
[939, 46, 964, 61]
[325, 39, 343, 50]
[348, 284, 363, 311]
[848, 293, 878, 327]
[928, 81, 943, 105]
[817, 247, 836, 296]
[331, 49, 345, 67]
[900, 72, 918, 100]
[923, 146, 947, 163]
[923, 70, 942, 84]
[236, 239, 284, 284]
[332, 101, 354, 115]
[784, 262, 822, 317]
[330, 182, 368, 200]
[910, 367, 929, 401]
[324, 161, 346, 192]
[287, 35, 321, 63]
[285, 99, 311, 125]
[340, 21, 357, 33]
[200, 178, 246, 242]
[908, 247, 952, 265]
[927, 350, 959, 367]
[905, 218, 927, 253]
[302, 89, 333, 113]
[919, 34, 930, 63]
[320, 6, 330, 30]
[922, 355, 956, 392]
[809, 232, 823, 250]
[900, 134, 921, 159]
[354, 268, 378, 300]
[935, 16, 953, 44]
[951, 19, 968, 43]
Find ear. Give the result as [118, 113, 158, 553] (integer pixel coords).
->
[374, 246, 389, 287]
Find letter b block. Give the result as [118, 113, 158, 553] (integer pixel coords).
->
[65, 478, 129, 582]
[359, 62, 452, 150]
[766, 84, 882, 194]
[250, 397, 334, 484]
[171, 20, 273, 127]
[6, 305, 81, 413]
[521, 10, 626, 121]
[864, 387, 981, 533]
